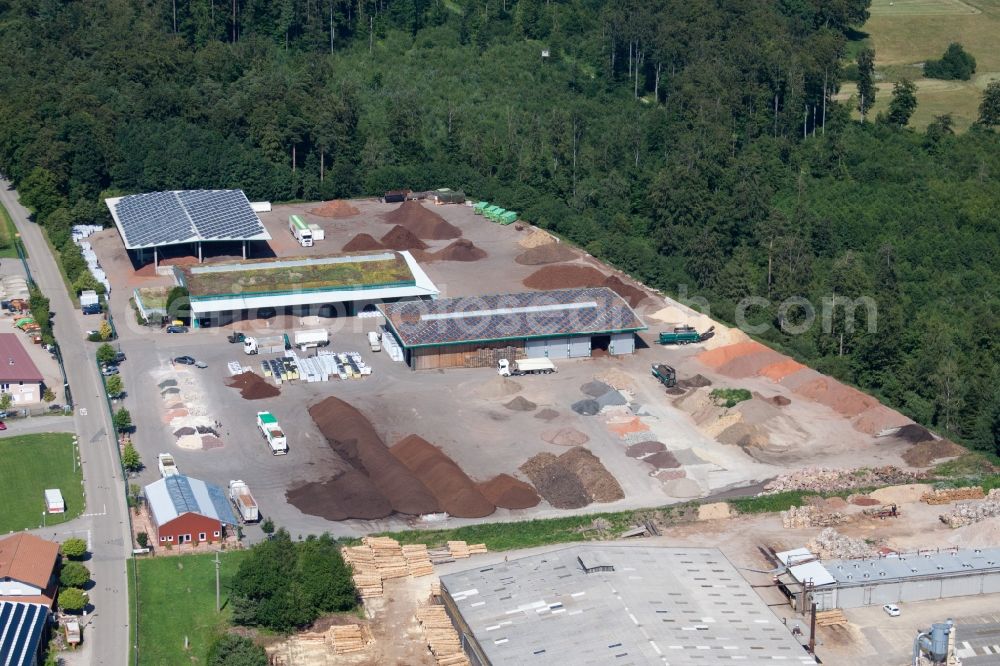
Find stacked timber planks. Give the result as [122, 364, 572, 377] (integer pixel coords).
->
[416, 605, 469, 666]
[430, 579, 441, 597]
[447, 541, 470, 558]
[364, 536, 408, 579]
[341, 546, 382, 598]
[815, 609, 848, 627]
[331, 624, 367, 654]
[468, 543, 488, 555]
[403, 544, 435, 577]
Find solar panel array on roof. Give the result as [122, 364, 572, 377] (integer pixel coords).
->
[381, 287, 645, 348]
[166, 475, 200, 515]
[0, 602, 49, 666]
[111, 190, 269, 249]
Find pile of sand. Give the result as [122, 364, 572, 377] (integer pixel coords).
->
[515, 243, 577, 265]
[342, 233, 385, 252]
[541, 427, 589, 447]
[305, 398, 440, 517]
[381, 225, 428, 251]
[382, 201, 461, 239]
[504, 396, 537, 411]
[662, 477, 703, 498]
[478, 474, 541, 510]
[523, 265, 607, 290]
[594, 368, 636, 392]
[310, 200, 360, 218]
[518, 229, 556, 249]
[649, 304, 749, 350]
[391, 435, 495, 518]
[225, 372, 280, 400]
[474, 377, 523, 400]
[434, 239, 487, 262]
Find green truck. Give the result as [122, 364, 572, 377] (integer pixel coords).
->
[651, 363, 677, 388]
[658, 325, 715, 345]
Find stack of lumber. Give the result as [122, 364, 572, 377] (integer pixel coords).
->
[428, 547, 454, 564]
[815, 609, 848, 627]
[416, 605, 469, 666]
[448, 541, 470, 558]
[430, 579, 441, 597]
[921, 487, 985, 505]
[331, 624, 366, 654]
[341, 546, 383, 598]
[364, 536, 408, 579]
[403, 544, 435, 577]
[468, 543, 488, 555]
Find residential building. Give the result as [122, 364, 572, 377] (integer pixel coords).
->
[0, 334, 44, 405]
[0, 533, 59, 607]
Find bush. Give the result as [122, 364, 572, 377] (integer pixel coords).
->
[136, 532, 149, 549]
[59, 562, 90, 588]
[60, 537, 88, 560]
[924, 43, 976, 80]
[58, 587, 88, 613]
[710, 388, 753, 408]
[42, 388, 56, 402]
[206, 635, 267, 666]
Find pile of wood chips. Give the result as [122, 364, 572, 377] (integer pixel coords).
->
[403, 544, 435, 577]
[447, 541, 487, 559]
[416, 605, 470, 666]
[921, 487, 985, 505]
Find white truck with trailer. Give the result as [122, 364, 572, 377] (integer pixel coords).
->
[157, 452, 180, 477]
[289, 215, 313, 247]
[229, 480, 260, 522]
[244, 334, 289, 355]
[497, 358, 557, 376]
[256, 411, 288, 455]
[293, 329, 329, 349]
[367, 331, 381, 352]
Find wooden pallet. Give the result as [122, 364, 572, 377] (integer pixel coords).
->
[815, 609, 848, 627]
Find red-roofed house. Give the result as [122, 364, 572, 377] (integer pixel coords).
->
[0, 533, 60, 607]
[0, 333, 44, 405]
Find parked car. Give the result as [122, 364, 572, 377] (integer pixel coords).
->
[101, 365, 119, 376]
[194, 360, 207, 369]
[882, 604, 901, 617]
[113, 351, 126, 363]
[173, 356, 196, 365]
[82, 304, 102, 315]
[0, 421, 6, 430]
[166, 325, 188, 333]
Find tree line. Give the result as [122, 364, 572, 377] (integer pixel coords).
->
[0, 0, 997, 452]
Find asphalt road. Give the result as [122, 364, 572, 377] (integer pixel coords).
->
[0, 179, 131, 665]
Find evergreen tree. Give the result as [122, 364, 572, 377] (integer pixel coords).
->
[886, 79, 918, 127]
[856, 47, 876, 121]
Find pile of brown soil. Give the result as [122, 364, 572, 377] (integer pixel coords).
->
[504, 396, 537, 412]
[310, 200, 360, 218]
[474, 377, 522, 400]
[342, 233, 385, 252]
[902, 438, 967, 467]
[515, 243, 578, 265]
[559, 447, 625, 502]
[677, 374, 713, 389]
[520, 453, 591, 509]
[851, 496, 882, 506]
[286, 471, 393, 521]
[382, 201, 461, 240]
[522, 265, 607, 290]
[770, 395, 792, 406]
[309, 397, 440, 516]
[541, 427, 589, 447]
[478, 474, 541, 510]
[644, 450, 681, 470]
[603, 275, 647, 308]
[380, 225, 428, 251]
[534, 408, 560, 421]
[895, 424, 937, 444]
[626, 441, 667, 458]
[390, 435, 495, 518]
[226, 372, 280, 400]
[434, 239, 487, 262]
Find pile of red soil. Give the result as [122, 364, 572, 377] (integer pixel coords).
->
[286, 471, 392, 521]
[522, 265, 607, 290]
[310, 200, 360, 218]
[433, 239, 487, 262]
[380, 225, 428, 251]
[390, 435, 495, 518]
[603, 276, 648, 308]
[225, 372, 280, 400]
[382, 201, 461, 240]
[309, 398, 439, 516]
[515, 244, 578, 265]
[478, 474, 541, 510]
[850, 496, 882, 506]
[342, 233, 385, 252]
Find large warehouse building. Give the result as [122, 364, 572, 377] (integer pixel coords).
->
[778, 546, 1000, 611]
[174, 250, 438, 325]
[105, 189, 271, 267]
[440, 545, 815, 665]
[380, 287, 646, 370]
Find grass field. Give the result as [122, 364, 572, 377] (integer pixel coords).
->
[849, 0, 1000, 129]
[0, 433, 82, 532]
[0, 200, 21, 259]
[135, 551, 250, 666]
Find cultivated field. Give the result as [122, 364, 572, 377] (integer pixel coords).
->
[850, 0, 1000, 129]
[0, 432, 82, 532]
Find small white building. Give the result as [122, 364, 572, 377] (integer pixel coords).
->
[44, 489, 65, 513]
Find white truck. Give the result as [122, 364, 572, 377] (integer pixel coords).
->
[229, 480, 260, 522]
[257, 411, 288, 455]
[244, 334, 289, 355]
[157, 453, 180, 477]
[497, 358, 556, 377]
[289, 215, 313, 247]
[367, 331, 381, 352]
[308, 224, 325, 241]
[294, 329, 329, 349]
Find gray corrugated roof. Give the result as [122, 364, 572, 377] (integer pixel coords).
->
[823, 547, 1000, 586]
[0, 602, 49, 666]
[145, 475, 238, 527]
[440, 545, 815, 665]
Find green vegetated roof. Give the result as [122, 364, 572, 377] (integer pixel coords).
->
[180, 252, 415, 298]
[137, 286, 171, 310]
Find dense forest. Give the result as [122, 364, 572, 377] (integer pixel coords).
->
[0, 0, 997, 453]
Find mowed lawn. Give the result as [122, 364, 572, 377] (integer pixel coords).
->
[853, 0, 1000, 129]
[135, 551, 250, 665]
[0, 433, 82, 532]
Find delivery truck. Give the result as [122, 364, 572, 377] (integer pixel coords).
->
[229, 480, 260, 522]
[289, 215, 313, 247]
[293, 329, 329, 349]
[243, 334, 290, 355]
[257, 411, 288, 454]
[157, 452, 180, 477]
[497, 358, 556, 376]
[368, 331, 381, 352]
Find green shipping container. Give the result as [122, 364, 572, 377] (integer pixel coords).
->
[499, 211, 518, 225]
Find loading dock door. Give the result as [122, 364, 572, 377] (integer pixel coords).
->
[609, 332, 635, 355]
[525, 337, 571, 359]
[568, 337, 591, 358]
